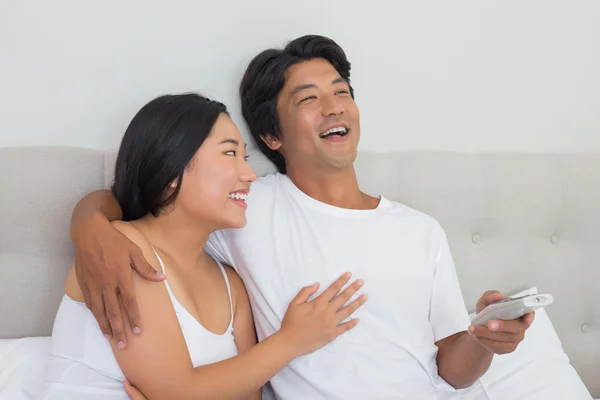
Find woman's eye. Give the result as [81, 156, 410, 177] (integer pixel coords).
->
[336, 89, 349, 95]
[225, 150, 236, 156]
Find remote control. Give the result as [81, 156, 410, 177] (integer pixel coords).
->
[471, 293, 554, 326]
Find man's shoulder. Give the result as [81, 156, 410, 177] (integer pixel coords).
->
[381, 198, 447, 237]
[246, 172, 284, 204]
[252, 172, 282, 189]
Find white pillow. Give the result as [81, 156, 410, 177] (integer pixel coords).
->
[0, 336, 51, 400]
[458, 287, 592, 400]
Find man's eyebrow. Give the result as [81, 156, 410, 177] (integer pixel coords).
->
[290, 78, 348, 96]
[290, 84, 316, 96]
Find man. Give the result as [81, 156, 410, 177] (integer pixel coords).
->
[70, 35, 533, 399]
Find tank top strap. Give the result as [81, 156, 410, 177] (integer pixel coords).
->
[215, 261, 235, 328]
[151, 246, 234, 330]
[150, 247, 167, 274]
[150, 247, 176, 298]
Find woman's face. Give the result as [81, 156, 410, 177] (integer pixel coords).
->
[174, 114, 256, 230]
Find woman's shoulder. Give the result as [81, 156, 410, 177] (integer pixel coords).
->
[110, 221, 165, 288]
[218, 263, 242, 290]
[111, 221, 159, 261]
[111, 221, 149, 247]
[216, 262, 247, 307]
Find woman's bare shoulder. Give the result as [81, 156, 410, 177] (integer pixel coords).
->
[217, 262, 250, 313]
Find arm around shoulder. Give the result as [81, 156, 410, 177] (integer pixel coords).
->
[70, 189, 122, 240]
[69, 193, 162, 347]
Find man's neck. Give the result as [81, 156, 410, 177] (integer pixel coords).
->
[286, 164, 377, 210]
[136, 210, 213, 270]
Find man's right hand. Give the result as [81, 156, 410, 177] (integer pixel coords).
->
[72, 213, 165, 348]
[124, 379, 147, 400]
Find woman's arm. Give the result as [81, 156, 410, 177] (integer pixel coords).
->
[106, 222, 366, 400]
[226, 268, 261, 400]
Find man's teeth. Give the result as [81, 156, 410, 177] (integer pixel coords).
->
[319, 126, 348, 138]
[228, 192, 248, 201]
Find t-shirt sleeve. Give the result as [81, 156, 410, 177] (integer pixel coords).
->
[429, 228, 472, 342]
[205, 230, 234, 266]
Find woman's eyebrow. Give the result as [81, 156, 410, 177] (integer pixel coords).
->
[219, 138, 247, 148]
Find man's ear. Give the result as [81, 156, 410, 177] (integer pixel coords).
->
[261, 134, 282, 151]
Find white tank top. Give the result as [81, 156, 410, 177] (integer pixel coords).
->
[38, 252, 239, 399]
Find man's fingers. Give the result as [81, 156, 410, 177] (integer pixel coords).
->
[103, 289, 127, 349]
[124, 379, 134, 396]
[475, 290, 506, 314]
[318, 272, 352, 303]
[81, 289, 92, 314]
[523, 312, 535, 327]
[119, 279, 142, 335]
[89, 289, 112, 340]
[469, 323, 523, 343]
[487, 319, 526, 334]
[130, 250, 165, 282]
[337, 294, 368, 322]
[480, 290, 505, 306]
[124, 379, 147, 400]
[79, 273, 93, 312]
[291, 283, 320, 305]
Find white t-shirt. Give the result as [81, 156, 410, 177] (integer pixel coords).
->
[206, 173, 472, 400]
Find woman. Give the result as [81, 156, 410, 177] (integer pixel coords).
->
[38, 93, 366, 399]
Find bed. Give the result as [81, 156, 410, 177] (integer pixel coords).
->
[1, 147, 598, 399]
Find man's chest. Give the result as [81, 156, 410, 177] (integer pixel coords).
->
[233, 212, 436, 328]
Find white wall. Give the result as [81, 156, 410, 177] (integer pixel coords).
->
[1, 0, 599, 153]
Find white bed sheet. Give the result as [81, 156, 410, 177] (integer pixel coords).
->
[0, 336, 50, 400]
[0, 331, 594, 400]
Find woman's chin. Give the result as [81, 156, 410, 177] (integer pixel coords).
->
[221, 215, 247, 230]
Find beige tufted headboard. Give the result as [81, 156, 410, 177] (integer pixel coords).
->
[1, 147, 599, 396]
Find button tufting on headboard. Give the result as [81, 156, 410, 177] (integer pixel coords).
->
[2, 148, 599, 397]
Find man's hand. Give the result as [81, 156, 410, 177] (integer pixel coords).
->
[468, 290, 534, 354]
[72, 214, 165, 348]
[124, 379, 147, 400]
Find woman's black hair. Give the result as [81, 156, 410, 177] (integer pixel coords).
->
[112, 93, 228, 221]
[240, 35, 354, 174]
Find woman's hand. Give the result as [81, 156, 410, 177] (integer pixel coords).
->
[280, 272, 367, 357]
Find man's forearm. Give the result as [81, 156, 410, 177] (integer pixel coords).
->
[70, 190, 122, 238]
[436, 332, 493, 389]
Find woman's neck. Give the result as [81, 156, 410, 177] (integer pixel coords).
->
[135, 209, 214, 271]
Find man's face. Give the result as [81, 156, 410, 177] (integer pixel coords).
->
[268, 58, 360, 174]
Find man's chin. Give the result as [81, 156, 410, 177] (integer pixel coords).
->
[325, 154, 357, 170]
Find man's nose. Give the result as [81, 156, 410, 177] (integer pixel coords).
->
[321, 95, 345, 117]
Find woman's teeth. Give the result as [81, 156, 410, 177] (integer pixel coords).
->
[228, 192, 248, 201]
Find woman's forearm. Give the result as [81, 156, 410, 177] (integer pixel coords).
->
[172, 332, 298, 400]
